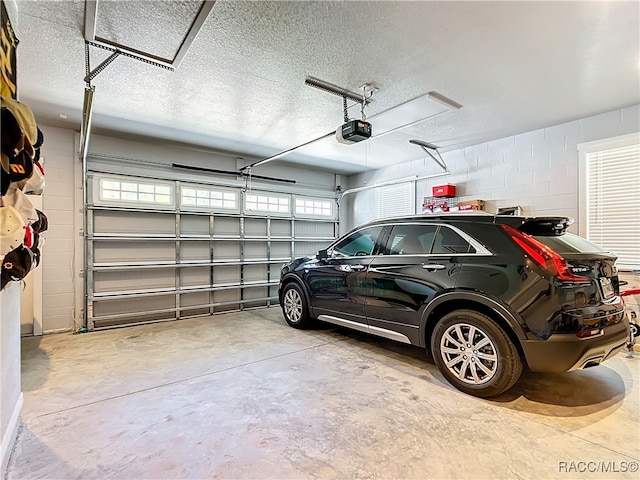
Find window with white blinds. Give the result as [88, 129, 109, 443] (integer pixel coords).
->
[580, 134, 640, 270]
[376, 182, 415, 218]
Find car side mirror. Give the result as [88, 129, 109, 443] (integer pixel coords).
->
[316, 248, 329, 261]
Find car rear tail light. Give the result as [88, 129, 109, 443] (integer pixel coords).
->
[575, 328, 602, 339]
[501, 224, 590, 282]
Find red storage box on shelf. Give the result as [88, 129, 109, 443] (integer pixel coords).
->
[432, 184, 456, 197]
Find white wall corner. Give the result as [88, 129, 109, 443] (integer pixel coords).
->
[0, 393, 23, 477]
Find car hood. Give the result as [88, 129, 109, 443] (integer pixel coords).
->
[282, 255, 318, 274]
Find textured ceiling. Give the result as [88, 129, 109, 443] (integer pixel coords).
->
[15, 0, 640, 175]
[94, 0, 202, 60]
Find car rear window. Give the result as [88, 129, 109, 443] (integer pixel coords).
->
[433, 226, 476, 254]
[533, 232, 607, 254]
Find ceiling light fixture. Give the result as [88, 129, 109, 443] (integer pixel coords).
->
[370, 93, 461, 140]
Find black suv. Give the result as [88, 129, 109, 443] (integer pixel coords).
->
[278, 214, 629, 397]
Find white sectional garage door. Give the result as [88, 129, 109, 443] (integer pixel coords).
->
[85, 162, 337, 329]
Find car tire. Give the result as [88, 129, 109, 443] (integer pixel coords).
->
[281, 283, 314, 329]
[431, 309, 522, 398]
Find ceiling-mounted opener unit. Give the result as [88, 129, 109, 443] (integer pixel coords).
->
[240, 77, 375, 172]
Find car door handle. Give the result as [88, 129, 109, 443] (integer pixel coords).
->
[339, 264, 367, 272]
[422, 264, 446, 270]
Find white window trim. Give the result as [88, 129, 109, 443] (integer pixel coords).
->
[294, 195, 336, 219]
[244, 191, 292, 216]
[180, 183, 240, 213]
[93, 174, 175, 209]
[578, 132, 640, 269]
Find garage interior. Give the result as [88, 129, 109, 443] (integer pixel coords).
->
[1, 0, 639, 478]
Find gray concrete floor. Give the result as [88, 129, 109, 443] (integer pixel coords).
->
[8, 307, 640, 479]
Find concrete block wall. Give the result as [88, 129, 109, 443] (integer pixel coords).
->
[345, 104, 640, 232]
[40, 126, 81, 333]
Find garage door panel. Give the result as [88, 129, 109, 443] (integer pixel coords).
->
[244, 264, 267, 282]
[244, 243, 267, 260]
[180, 292, 211, 317]
[268, 285, 278, 299]
[93, 312, 175, 329]
[243, 286, 269, 308]
[180, 267, 210, 287]
[213, 265, 240, 284]
[93, 211, 174, 235]
[93, 295, 175, 316]
[271, 242, 292, 259]
[180, 242, 210, 261]
[181, 215, 209, 235]
[271, 219, 291, 236]
[245, 218, 267, 236]
[295, 221, 334, 238]
[213, 217, 240, 236]
[94, 269, 176, 293]
[180, 291, 210, 307]
[295, 241, 329, 258]
[94, 241, 175, 263]
[213, 241, 240, 260]
[213, 290, 240, 312]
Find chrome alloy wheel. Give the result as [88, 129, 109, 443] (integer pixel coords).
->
[283, 287, 303, 324]
[439, 323, 498, 385]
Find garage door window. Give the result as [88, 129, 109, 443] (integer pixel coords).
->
[295, 197, 333, 217]
[579, 133, 640, 270]
[98, 176, 174, 207]
[181, 185, 238, 211]
[245, 193, 290, 214]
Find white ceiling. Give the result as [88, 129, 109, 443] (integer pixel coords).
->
[15, 0, 640, 175]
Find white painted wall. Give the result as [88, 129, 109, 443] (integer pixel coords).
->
[344, 105, 640, 233]
[1, 1, 23, 474]
[1, 284, 23, 476]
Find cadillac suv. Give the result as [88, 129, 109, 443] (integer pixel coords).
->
[278, 214, 629, 397]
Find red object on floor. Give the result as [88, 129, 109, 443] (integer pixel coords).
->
[621, 288, 640, 297]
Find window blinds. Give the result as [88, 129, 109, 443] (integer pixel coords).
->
[376, 182, 415, 219]
[587, 143, 640, 270]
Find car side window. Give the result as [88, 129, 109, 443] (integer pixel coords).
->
[432, 226, 476, 254]
[333, 226, 384, 257]
[385, 225, 438, 255]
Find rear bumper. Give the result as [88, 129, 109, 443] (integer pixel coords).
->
[521, 319, 630, 373]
